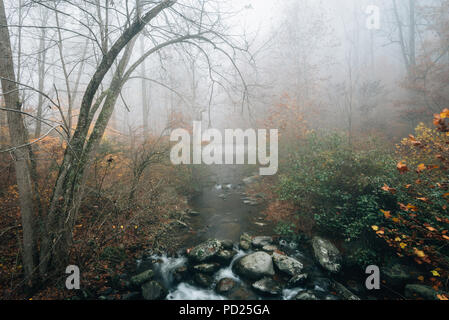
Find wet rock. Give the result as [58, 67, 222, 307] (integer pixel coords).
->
[311, 237, 342, 273]
[242, 176, 260, 185]
[217, 250, 237, 264]
[188, 210, 200, 217]
[227, 285, 258, 300]
[239, 233, 252, 250]
[252, 277, 282, 296]
[243, 199, 258, 206]
[194, 273, 213, 288]
[221, 240, 234, 250]
[294, 290, 320, 300]
[188, 239, 223, 263]
[215, 278, 237, 294]
[233, 251, 275, 280]
[262, 245, 277, 253]
[333, 281, 360, 300]
[130, 269, 154, 287]
[307, 277, 333, 292]
[404, 284, 440, 300]
[287, 273, 309, 288]
[141, 281, 167, 300]
[173, 266, 189, 283]
[382, 263, 420, 288]
[252, 236, 273, 248]
[193, 263, 221, 274]
[272, 252, 304, 277]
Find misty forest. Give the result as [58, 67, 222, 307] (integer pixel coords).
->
[0, 0, 449, 301]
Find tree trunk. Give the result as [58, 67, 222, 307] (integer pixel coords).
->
[39, 1, 176, 276]
[0, 0, 38, 286]
[140, 37, 150, 137]
[35, 25, 47, 138]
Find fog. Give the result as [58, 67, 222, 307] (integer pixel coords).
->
[1, 0, 448, 300]
[4, 0, 445, 137]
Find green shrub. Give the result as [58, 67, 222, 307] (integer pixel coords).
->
[274, 222, 297, 241]
[277, 132, 400, 241]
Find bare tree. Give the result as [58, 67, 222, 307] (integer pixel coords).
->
[0, 0, 38, 286]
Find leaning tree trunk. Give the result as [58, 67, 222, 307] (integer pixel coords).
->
[0, 0, 38, 286]
[39, 0, 176, 277]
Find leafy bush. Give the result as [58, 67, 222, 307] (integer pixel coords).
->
[274, 222, 298, 241]
[374, 116, 449, 279]
[346, 247, 381, 269]
[277, 132, 400, 241]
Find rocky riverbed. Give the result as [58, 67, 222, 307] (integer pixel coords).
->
[88, 166, 446, 301]
[109, 235, 363, 300]
[102, 234, 443, 301]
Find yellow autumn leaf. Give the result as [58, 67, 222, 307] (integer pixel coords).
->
[414, 248, 426, 258]
[381, 209, 391, 218]
[399, 243, 407, 249]
[371, 225, 379, 231]
[417, 163, 427, 172]
[431, 270, 441, 277]
[440, 109, 449, 119]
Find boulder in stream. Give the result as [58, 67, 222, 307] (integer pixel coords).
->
[130, 269, 154, 287]
[173, 266, 189, 283]
[272, 252, 304, 277]
[251, 236, 273, 248]
[141, 281, 167, 300]
[261, 245, 278, 253]
[294, 290, 320, 300]
[215, 278, 237, 294]
[188, 239, 223, 263]
[221, 239, 234, 250]
[193, 263, 220, 274]
[194, 273, 213, 288]
[242, 176, 260, 185]
[239, 233, 252, 250]
[311, 237, 342, 273]
[252, 277, 282, 296]
[233, 251, 275, 280]
[287, 273, 309, 288]
[216, 250, 237, 264]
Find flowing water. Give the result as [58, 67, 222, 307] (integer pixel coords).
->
[137, 164, 374, 300]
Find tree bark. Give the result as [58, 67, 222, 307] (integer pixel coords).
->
[0, 0, 38, 286]
[35, 24, 47, 138]
[140, 36, 150, 137]
[39, 0, 176, 276]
